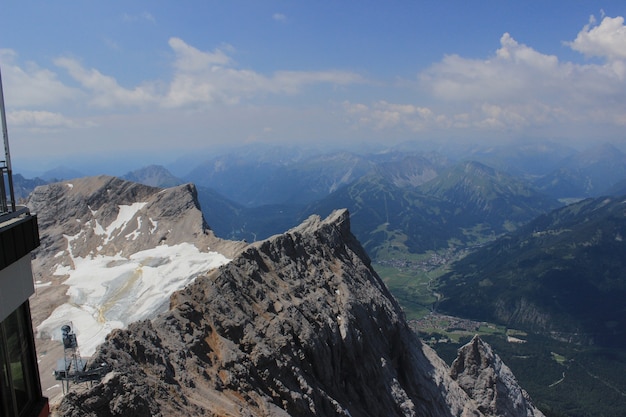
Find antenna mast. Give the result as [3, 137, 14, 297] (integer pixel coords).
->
[0, 66, 16, 213]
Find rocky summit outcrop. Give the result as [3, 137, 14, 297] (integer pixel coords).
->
[28, 175, 244, 331]
[54, 209, 544, 417]
[27, 176, 246, 402]
[451, 336, 544, 417]
[27, 175, 242, 270]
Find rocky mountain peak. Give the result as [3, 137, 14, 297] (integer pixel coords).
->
[122, 165, 183, 188]
[451, 335, 544, 417]
[53, 207, 544, 417]
[27, 176, 243, 276]
[27, 176, 247, 401]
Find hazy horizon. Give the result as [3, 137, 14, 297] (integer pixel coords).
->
[12, 137, 626, 182]
[2, 1, 626, 176]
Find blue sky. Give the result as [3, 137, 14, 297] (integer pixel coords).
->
[1, 1, 626, 174]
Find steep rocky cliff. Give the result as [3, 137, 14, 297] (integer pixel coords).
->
[27, 176, 245, 400]
[451, 336, 543, 417]
[27, 175, 243, 268]
[53, 208, 544, 417]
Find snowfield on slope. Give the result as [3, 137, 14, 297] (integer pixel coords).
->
[37, 202, 231, 357]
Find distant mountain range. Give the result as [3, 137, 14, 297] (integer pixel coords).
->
[18, 142, 626, 258]
[13, 173, 47, 201]
[303, 159, 560, 257]
[28, 176, 545, 417]
[437, 194, 626, 348]
[122, 164, 183, 188]
[533, 143, 626, 199]
[18, 141, 626, 417]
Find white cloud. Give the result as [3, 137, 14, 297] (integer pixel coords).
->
[568, 15, 626, 60]
[7, 14, 626, 153]
[168, 37, 232, 72]
[343, 100, 447, 131]
[54, 57, 159, 108]
[345, 16, 626, 136]
[163, 37, 365, 107]
[351, 18, 626, 137]
[122, 11, 156, 24]
[273, 13, 287, 22]
[4, 37, 366, 114]
[421, 33, 564, 103]
[141, 12, 156, 23]
[7, 110, 95, 129]
[0, 49, 82, 107]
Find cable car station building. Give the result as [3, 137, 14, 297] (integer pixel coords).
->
[0, 68, 49, 417]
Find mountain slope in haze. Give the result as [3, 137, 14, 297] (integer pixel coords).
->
[122, 164, 184, 188]
[606, 178, 626, 196]
[120, 165, 293, 242]
[372, 152, 449, 188]
[55, 209, 544, 417]
[459, 141, 577, 177]
[13, 173, 48, 201]
[437, 194, 626, 347]
[182, 149, 451, 208]
[261, 151, 376, 205]
[419, 161, 561, 232]
[182, 145, 312, 207]
[305, 160, 560, 258]
[533, 143, 626, 199]
[184, 151, 374, 207]
[304, 174, 459, 257]
[40, 165, 85, 181]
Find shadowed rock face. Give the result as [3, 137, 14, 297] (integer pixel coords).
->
[54, 209, 543, 417]
[450, 336, 544, 417]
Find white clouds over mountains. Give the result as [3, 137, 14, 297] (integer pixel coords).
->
[346, 15, 626, 140]
[164, 37, 365, 107]
[3, 37, 364, 115]
[2, 14, 626, 148]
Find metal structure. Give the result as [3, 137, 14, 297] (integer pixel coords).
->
[0, 64, 49, 417]
[0, 67, 16, 214]
[54, 323, 110, 394]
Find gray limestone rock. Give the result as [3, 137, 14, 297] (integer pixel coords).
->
[27, 175, 244, 283]
[450, 335, 545, 417]
[55, 209, 543, 416]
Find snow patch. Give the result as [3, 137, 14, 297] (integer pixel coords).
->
[102, 202, 147, 244]
[93, 219, 105, 236]
[38, 242, 230, 356]
[125, 216, 143, 240]
[53, 264, 72, 276]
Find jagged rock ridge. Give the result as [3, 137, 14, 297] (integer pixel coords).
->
[55, 208, 544, 417]
[27, 176, 246, 401]
[28, 175, 242, 265]
[451, 336, 543, 417]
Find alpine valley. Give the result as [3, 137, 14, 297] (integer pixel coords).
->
[21, 140, 626, 417]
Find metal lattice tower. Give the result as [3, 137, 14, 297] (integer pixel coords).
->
[54, 323, 110, 394]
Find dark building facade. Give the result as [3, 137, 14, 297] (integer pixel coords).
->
[0, 67, 49, 417]
[0, 208, 48, 417]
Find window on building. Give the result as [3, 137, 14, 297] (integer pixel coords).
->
[0, 302, 41, 417]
